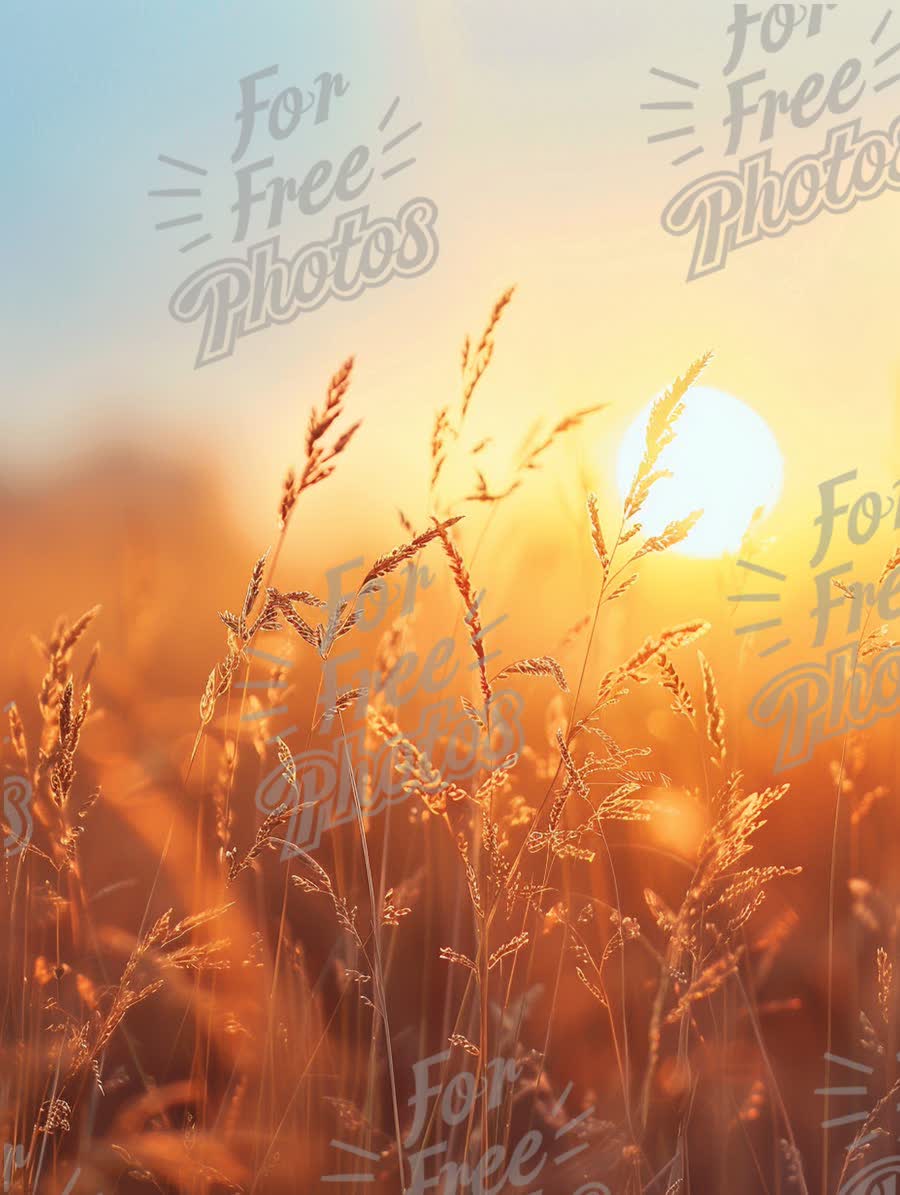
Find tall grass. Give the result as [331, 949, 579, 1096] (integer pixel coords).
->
[5, 293, 895, 1195]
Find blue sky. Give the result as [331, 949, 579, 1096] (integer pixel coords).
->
[4, 2, 899, 545]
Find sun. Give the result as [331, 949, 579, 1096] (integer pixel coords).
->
[615, 386, 784, 559]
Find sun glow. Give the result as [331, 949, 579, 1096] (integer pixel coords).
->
[615, 386, 784, 559]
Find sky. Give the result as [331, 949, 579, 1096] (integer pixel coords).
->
[4, 1, 900, 548]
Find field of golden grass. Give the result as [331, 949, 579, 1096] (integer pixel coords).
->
[2, 293, 898, 1194]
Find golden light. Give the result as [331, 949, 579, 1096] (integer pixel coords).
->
[615, 387, 784, 558]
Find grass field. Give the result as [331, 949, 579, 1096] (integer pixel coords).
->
[3, 293, 898, 1195]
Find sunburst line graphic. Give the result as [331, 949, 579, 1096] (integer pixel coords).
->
[731, 560, 791, 657]
[383, 122, 422, 155]
[872, 9, 893, 45]
[378, 96, 400, 131]
[648, 125, 697, 143]
[241, 646, 299, 744]
[728, 591, 782, 602]
[323, 1138, 381, 1183]
[818, 1050, 900, 1152]
[148, 187, 202, 198]
[379, 97, 422, 182]
[672, 145, 705, 166]
[874, 69, 900, 90]
[759, 637, 791, 658]
[735, 618, 782, 634]
[552, 1100, 595, 1165]
[155, 213, 202, 230]
[149, 154, 212, 253]
[823, 1111, 871, 1129]
[863, 11, 899, 91]
[736, 560, 786, 582]
[644, 66, 704, 166]
[156, 154, 207, 176]
[642, 101, 693, 113]
[649, 66, 700, 90]
[850, 1132, 883, 1150]
[873, 4, 900, 93]
[382, 158, 418, 180]
[241, 705, 288, 722]
[552, 1080, 574, 1115]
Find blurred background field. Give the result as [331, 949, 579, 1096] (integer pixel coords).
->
[5, 3, 900, 1191]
